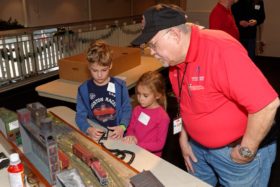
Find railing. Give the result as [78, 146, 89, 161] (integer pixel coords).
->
[0, 16, 142, 92]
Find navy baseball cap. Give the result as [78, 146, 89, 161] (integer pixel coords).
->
[131, 4, 187, 46]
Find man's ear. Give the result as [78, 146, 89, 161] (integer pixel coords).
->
[169, 28, 181, 43]
[109, 63, 113, 70]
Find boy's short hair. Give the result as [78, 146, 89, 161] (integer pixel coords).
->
[87, 40, 112, 66]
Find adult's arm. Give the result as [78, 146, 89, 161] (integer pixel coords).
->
[256, 1, 265, 25]
[231, 1, 248, 27]
[179, 128, 197, 173]
[209, 5, 223, 30]
[231, 97, 280, 163]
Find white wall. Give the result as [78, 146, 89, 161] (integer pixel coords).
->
[0, 0, 89, 27]
[260, 0, 280, 57]
[26, 0, 89, 27]
[186, 0, 280, 58]
[186, 0, 216, 28]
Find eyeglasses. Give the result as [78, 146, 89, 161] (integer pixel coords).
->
[145, 29, 170, 51]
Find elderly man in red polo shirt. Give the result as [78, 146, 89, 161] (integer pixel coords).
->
[132, 4, 279, 187]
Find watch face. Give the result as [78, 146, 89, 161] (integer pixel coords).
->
[239, 147, 254, 158]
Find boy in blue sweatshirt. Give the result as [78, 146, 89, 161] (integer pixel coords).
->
[75, 40, 132, 141]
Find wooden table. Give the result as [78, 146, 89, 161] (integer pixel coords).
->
[36, 55, 163, 103]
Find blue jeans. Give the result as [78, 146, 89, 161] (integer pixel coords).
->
[189, 140, 276, 187]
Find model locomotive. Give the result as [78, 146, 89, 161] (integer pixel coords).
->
[72, 143, 108, 186]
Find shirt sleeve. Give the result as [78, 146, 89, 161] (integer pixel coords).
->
[125, 107, 138, 136]
[256, 1, 265, 25]
[119, 80, 132, 127]
[232, 1, 247, 24]
[209, 6, 223, 30]
[75, 87, 91, 133]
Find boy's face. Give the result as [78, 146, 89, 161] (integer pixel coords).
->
[88, 62, 111, 85]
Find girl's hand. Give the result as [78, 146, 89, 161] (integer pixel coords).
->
[108, 125, 124, 139]
[122, 136, 138, 144]
[87, 127, 104, 142]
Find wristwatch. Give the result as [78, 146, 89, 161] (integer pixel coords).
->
[238, 146, 255, 159]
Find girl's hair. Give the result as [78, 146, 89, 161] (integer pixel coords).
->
[136, 71, 167, 109]
[87, 40, 112, 66]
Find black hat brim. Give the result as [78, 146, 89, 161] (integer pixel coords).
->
[131, 30, 158, 46]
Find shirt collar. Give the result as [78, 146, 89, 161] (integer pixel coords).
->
[176, 24, 200, 70]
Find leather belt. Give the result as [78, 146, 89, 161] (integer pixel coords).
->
[227, 129, 278, 148]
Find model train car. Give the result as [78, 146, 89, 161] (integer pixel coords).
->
[58, 150, 69, 170]
[72, 143, 108, 186]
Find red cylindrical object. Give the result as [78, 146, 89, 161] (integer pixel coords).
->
[7, 153, 25, 187]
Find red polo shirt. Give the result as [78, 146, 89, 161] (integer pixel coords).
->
[209, 3, 239, 40]
[169, 25, 277, 148]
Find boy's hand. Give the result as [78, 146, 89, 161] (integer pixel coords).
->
[87, 126, 104, 141]
[108, 126, 124, 139]
[122, 136, 138, 144]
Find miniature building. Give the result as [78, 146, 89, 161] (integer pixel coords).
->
[0, 107, 21, 145]
[26, 102, 47, 127]
[17, 102, 60, 185]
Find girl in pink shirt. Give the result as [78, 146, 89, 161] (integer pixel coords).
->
[123, 71, 170, 157]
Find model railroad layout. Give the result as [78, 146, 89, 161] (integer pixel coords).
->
[50, 111, 138, 186]
[18, 102, 138, 186]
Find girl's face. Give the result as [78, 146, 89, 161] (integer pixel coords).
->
[136, 84, 160, 109]
[88, 62, 111, 86]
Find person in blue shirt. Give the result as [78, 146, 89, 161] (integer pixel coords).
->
[75, 40, 132, 141]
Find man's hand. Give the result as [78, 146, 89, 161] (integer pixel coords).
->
[179, 129, 197, 174]
[230, 145, 256, 164]
[122, 136, 138, 144]
[239, 20, 250, 27]
[87, 126, 104, 142]
[108, 125, 124, 139]
[248, 19, 257, 26]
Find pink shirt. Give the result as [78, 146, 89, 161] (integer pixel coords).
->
[169, 25, 278, 148]
[126, 105, 170, 157]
